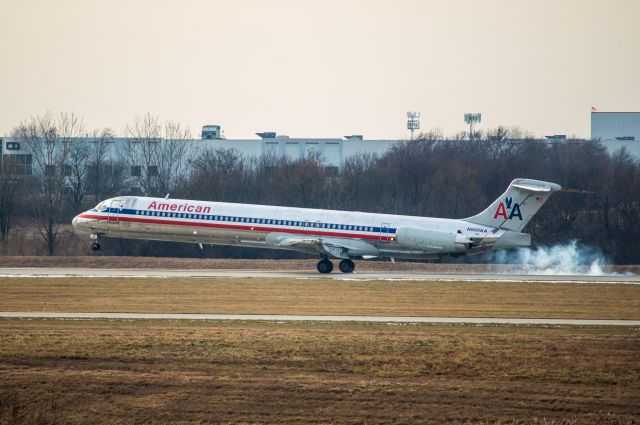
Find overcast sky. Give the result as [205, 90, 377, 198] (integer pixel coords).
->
[1, 0, 638, 139]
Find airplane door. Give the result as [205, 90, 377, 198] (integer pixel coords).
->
[379, 223, 391, 242]
[108, 199, 123, 222]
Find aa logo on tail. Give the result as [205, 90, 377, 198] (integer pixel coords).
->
[494, 196, 522, 220]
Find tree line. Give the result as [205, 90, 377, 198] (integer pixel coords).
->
[1, 112, 639, 263]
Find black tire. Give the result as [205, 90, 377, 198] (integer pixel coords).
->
[339, 259, 355, 273]
[91, 243, 101, 251]
[317, 259, 334, 274]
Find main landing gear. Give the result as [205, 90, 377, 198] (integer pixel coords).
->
[338, 259, 355, 274]
[317, 258, 333, 274]
[316, 258, 356, 274]
[90, 234, 101, 251]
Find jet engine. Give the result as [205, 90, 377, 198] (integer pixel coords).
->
[395, 227, 470, 253]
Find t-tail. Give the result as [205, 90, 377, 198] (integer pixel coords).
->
[464, 178, 561, 232]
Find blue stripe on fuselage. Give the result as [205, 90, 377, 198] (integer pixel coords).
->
[104, 207, 396, 234]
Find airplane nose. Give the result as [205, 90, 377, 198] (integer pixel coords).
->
[72, 215, 79, 227]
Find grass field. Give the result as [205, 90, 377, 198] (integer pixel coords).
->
[1, 319, 639, 424]
[1, 277, 639, 319]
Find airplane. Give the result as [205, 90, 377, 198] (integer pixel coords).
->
[72, 178, 561, 273]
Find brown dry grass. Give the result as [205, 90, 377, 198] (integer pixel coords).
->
[1, 277, 639, 319]
[1, 255, 639, 274]
[0, 320, 639, 424]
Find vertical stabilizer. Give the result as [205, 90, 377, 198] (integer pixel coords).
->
[464, 178, 561, 231]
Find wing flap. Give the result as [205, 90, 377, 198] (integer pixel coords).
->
[265, 233, 379, 259]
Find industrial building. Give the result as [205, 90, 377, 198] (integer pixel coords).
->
[2, 112, 639, 179]
[0, 130, 401, 175]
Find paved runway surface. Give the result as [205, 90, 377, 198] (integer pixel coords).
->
[2, 311, 639, 326]
[0, 267, 637, 283]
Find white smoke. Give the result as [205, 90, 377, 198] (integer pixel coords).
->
[488, 240, 611, 276]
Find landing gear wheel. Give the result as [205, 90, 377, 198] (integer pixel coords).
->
[339, 259, 355, 273]
[91, 243, 101, 251]
[317, 259, 334, 274]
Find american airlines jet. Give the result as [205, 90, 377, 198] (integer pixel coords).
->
[72, 178, 561, 273]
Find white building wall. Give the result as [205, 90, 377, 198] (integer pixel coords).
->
[591, 112, 640, 141]
[3, 130, 640, 174]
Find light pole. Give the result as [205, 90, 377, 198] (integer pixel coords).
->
[407, 112, 420, 140]
[464, 113, 482, 140]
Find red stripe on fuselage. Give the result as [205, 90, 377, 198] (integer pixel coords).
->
[77, 213, 389, 241]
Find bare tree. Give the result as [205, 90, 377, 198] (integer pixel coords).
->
[125, 114, 194, 196]
[86, 128, 125, 202]
[0, 158, 24, 244]
[186, 148, 251, 202]
[12, 112, 84, 255]
[66, 135, 90, 211]
[156, 121, 195, 196]
[415, 129, 444, 141]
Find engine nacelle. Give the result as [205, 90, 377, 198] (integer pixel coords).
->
[395, 227, 468, 253]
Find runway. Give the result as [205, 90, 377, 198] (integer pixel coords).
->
[0, 267, 637, 283]
[2, 311, 639, 326]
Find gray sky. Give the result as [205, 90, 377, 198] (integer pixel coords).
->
[1, 0, 639, 139]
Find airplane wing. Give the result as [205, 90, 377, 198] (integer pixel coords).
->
[264, 233, 379, 259]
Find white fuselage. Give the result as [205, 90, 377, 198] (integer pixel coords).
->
[72, 196, 520, 259]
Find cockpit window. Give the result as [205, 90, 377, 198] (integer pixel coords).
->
[96, 202, 108, 212]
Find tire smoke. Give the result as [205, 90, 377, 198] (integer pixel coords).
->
[488, 240, 611, 275]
